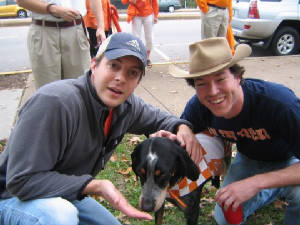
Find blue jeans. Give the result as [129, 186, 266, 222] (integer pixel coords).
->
[214, 152, 300, 225]
[0, 196, 121, 225]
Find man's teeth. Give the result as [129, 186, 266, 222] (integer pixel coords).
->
[211, 98, 224, 104]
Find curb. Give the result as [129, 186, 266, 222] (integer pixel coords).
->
[0, 12, 200, 27]
[0, 70, 32, 76]
[0, 18, 31, 27]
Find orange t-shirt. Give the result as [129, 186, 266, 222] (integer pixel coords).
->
[122, 0, 159, 22]
[84, 0, 111, 31]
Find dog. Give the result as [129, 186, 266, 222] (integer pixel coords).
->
[131, 133, 227, 225]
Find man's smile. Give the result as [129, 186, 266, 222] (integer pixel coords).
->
[207, 95, 226, 105]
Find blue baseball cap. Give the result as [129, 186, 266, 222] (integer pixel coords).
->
[95, 32, 147, 68]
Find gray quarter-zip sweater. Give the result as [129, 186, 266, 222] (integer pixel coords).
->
[0, 71, 191, 201]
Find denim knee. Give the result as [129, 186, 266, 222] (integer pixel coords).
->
[37, 197, 79, 225]
[283, 185, 300, 225]
[0, 197, 79, 225]
[214, 203, 229, 225]
[214, 203, 247, 225]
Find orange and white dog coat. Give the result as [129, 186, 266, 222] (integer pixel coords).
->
[167, 132, 230, 200]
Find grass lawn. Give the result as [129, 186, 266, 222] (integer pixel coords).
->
[0, 135, 286, 225]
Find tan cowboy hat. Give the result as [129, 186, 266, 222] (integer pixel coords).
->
[169, 37, 252, 78]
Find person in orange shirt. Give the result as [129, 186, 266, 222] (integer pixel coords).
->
[196, 0, 235, 54]
[196, 0, 232, 39]
[84, 0, 113, 57]
[122, 0, 159, 66]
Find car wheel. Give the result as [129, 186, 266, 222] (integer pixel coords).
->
[271, 26, 299, 56]
[17, 10, 27, 18]
[168, 6, 175, 13]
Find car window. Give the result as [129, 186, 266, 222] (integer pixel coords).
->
[0, 0, 6, 6]
[235, 0, 250, 2]
[7, 0, 17, 5]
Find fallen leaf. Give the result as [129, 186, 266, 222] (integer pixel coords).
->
[273, 199, 287, 209]
[110, 154, 118, 162]
[121, 155, 129, 162]
[129, 136, 143, 145]
[118, 167, 132, 175]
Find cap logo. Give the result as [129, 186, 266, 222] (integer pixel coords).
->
[126, 39, 141, 52]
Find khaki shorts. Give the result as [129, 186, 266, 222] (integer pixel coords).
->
[27, 23, 91, 89]
[201, 6, 229, 39]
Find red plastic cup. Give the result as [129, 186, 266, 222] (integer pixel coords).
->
[222, 204, 243, 225]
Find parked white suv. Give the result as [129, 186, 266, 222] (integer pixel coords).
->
[231, 0, 300, 56]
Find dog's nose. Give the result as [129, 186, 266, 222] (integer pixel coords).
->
[141, 197, 155, 212]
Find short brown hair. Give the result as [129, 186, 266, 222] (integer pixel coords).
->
[185, 64, 246, 87]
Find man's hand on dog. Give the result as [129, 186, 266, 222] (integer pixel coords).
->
[83, 179, 153, 220]
[150, 125, 203, 164]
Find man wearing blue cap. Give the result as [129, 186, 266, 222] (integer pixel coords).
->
[0, 32, 201, 225]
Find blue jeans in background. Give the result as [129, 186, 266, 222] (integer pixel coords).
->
[214, 152, 300, 225]
[0, 196, 121, 225]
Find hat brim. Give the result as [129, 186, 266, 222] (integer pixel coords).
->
[169, 44, 252, 78]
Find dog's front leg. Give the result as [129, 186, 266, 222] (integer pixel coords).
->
[155, 202, 165, 225]
[183, 185, 203, 225]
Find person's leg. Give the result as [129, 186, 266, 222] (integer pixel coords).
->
[132, 16, 143, 39]
[217, 8, 229, 37]
[201, 7, 221, 39]
[242, 157, 300, 225]
[0, 197, 78, 225]
[61, 23, 91, 80]
[73, 196, 121, 225]
[142, 14, 154, 65]
[214, 154, 300, 225]
[214, 152, 256, 225]
[87, 27, 98, 58]
[27, 24, 62, 89]
[282, 185, 300, 225]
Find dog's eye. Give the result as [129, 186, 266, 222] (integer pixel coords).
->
[137, 168, 147, 181]
[139, 168, 146, 175]
[155, 171, 166, 179]
[154, 170, 161, 176]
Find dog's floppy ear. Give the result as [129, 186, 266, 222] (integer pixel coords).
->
[174, 142, 199, 181]
[131, 142, 144, 174]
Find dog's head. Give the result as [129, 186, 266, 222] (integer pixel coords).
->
[131, 137, 199, 212]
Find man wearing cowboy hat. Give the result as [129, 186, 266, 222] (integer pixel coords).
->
[170, 37, 300, 225]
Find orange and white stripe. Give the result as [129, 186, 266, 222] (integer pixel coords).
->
[168, 132, 230, 198]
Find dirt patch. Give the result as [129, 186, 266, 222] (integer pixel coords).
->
[0, 73, 29, 90]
